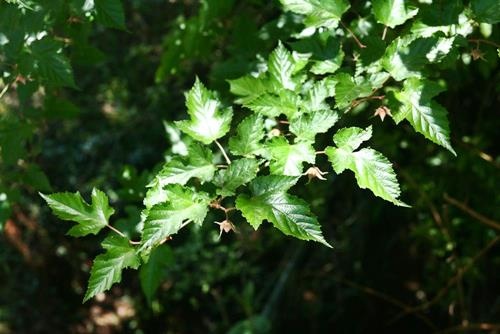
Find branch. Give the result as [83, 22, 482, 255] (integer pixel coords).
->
[436, 323, 500, 334]
[443, 194, 500, 231]
[215, 140, 231, 165]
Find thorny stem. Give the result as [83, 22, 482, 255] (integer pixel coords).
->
[215, 139, 231, 165]
[340, 20, 366, 49]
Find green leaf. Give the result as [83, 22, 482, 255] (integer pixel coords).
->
[95, 0, 126, 29]
[213, 158, 260, 196]
[392, 77, 456, 155]
[22, 164, 52, 192]
[303, 78, 337, 112]
[40, 188, 114, 237]
[151, 143, 215, 188]
[372, 0, 418, 29]
[292, 35, 344, 75]
[176, 78, 233, 144]
[30, 38, 75, 88]
[228, 114, 266, 157]
[280, 0, 350, 30]
[290, 109, 339, 142]
[228, 75, 269, 104]
[268, 42, 296, 91]
[236, 176, 330, 246]
[267, 137, 316, 176]
[332, 126, 372, 152]
[140, 186, 210, 251]
[471, 0, 500, 24]
[140, 245, 174, 304]
[0, 117, 33, 165]
[334, 73, 372, 109]
[244, 91, 300, 119]
[84, 236, 140, 302]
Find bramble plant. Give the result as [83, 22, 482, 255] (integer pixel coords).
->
[29, 0, 500, 303]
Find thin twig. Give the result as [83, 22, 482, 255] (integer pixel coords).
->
[215, 139, 231, 165]
[340, 20, 366, 49]
[315, 150, 326, 155]
[435, 323, 500, 334]
[444, 194, 500, 231]
[468, 38, 500, 49]
[333, 276, 437, 330]
[382, 26, 388, 40]
[106, 225, 140, 245]
[0, 82, 11, 100]
[389, 236, 500, 325]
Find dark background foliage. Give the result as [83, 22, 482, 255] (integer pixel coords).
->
[0, 0, 499, 333]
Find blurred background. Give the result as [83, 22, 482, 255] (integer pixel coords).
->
[0, 0, 499, 333]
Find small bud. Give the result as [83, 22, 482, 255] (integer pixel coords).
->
[471, 48, 485, 61]
[303, 166, 328, 182]
[215, 220, 236, 239]
[374, 106, 392, 121]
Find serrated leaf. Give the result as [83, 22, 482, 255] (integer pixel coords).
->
[326, 144, 407, 206]
[236, 175, 330, 246]
[228, 114, 266, 157]
[176, 78, 233, 144]
[268, 42, 296, 91]
[267, 137, 316, 176]
[95, 0, 126, 29]
[292, 35, 344, 75]
[334, 73, 372, 109]
[280, 0, 350, 30]
[392, 77, 456, 155]
[303, 78, 337, 112]
[140, 245, 173, 304]
[228, 75, 269, 104]
[84, 236, 140, 302]
[30, 38, 75, 88]
[332, 126, 372, 152]
[140, 186, 210, 251]
[213, 159, 260, 196]
[471, 0, 500, 24]
[290, 109, 339, 142]
[244, 90, 300, 118]
[40, 188, 114, 237]
[151, 143, 215, 188]
[372, 0, 418, 29]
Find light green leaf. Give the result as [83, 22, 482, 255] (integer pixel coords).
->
[213, 159, 260, 196]
[84, 236, 140, 302]
[326, 146, 407, 206]
[290, 109, 339, 142]
[30, 38, 75, 88]
[95, 0, 126, 29]
[392, 77, 456, 155]
[280, 0, 350, 30]
[40, 188, 114, 237]
[176, 78, 233, 144]
[244, 91, 300, 118]
[334, 73, 372, 109]
[236, 175, 330, 246]
[268, 42, 296, 91]
[228, 75, 269, 104]
[228, 114, 266, 157]
[303, 78, 337, 112]
[267, 137, 316, 176]
[151, 143, 215, 188]
[471, 0, 500, 24]
[140, 186, 210, 251]
[332, 126, 372, 152]
[140, 245, 173, 304]
[372, 0, 418, 29]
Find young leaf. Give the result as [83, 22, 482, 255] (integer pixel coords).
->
[236, 175, 330, 247]
[95, 0, 126, 30]
[267, 137, 316, 176]
[40, 188, 114, 237]
[228, 114, 265, 157]
[280, 0, 350, 30]
[372, 0, 418, 29]
[140, 186, 210, 251]
[84, 236, 140, 302]
[392, 78, 456, 155]
[213, 158, 260, 196]
[140, 245, 174, 304]
[228, 75, 269, 104]
[290, 109, 339, 142]
[325, 127, 407, 206]
[268, 42, 296, 91]
[151, 143, 215, 188]
[176, 78, 233, 144]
